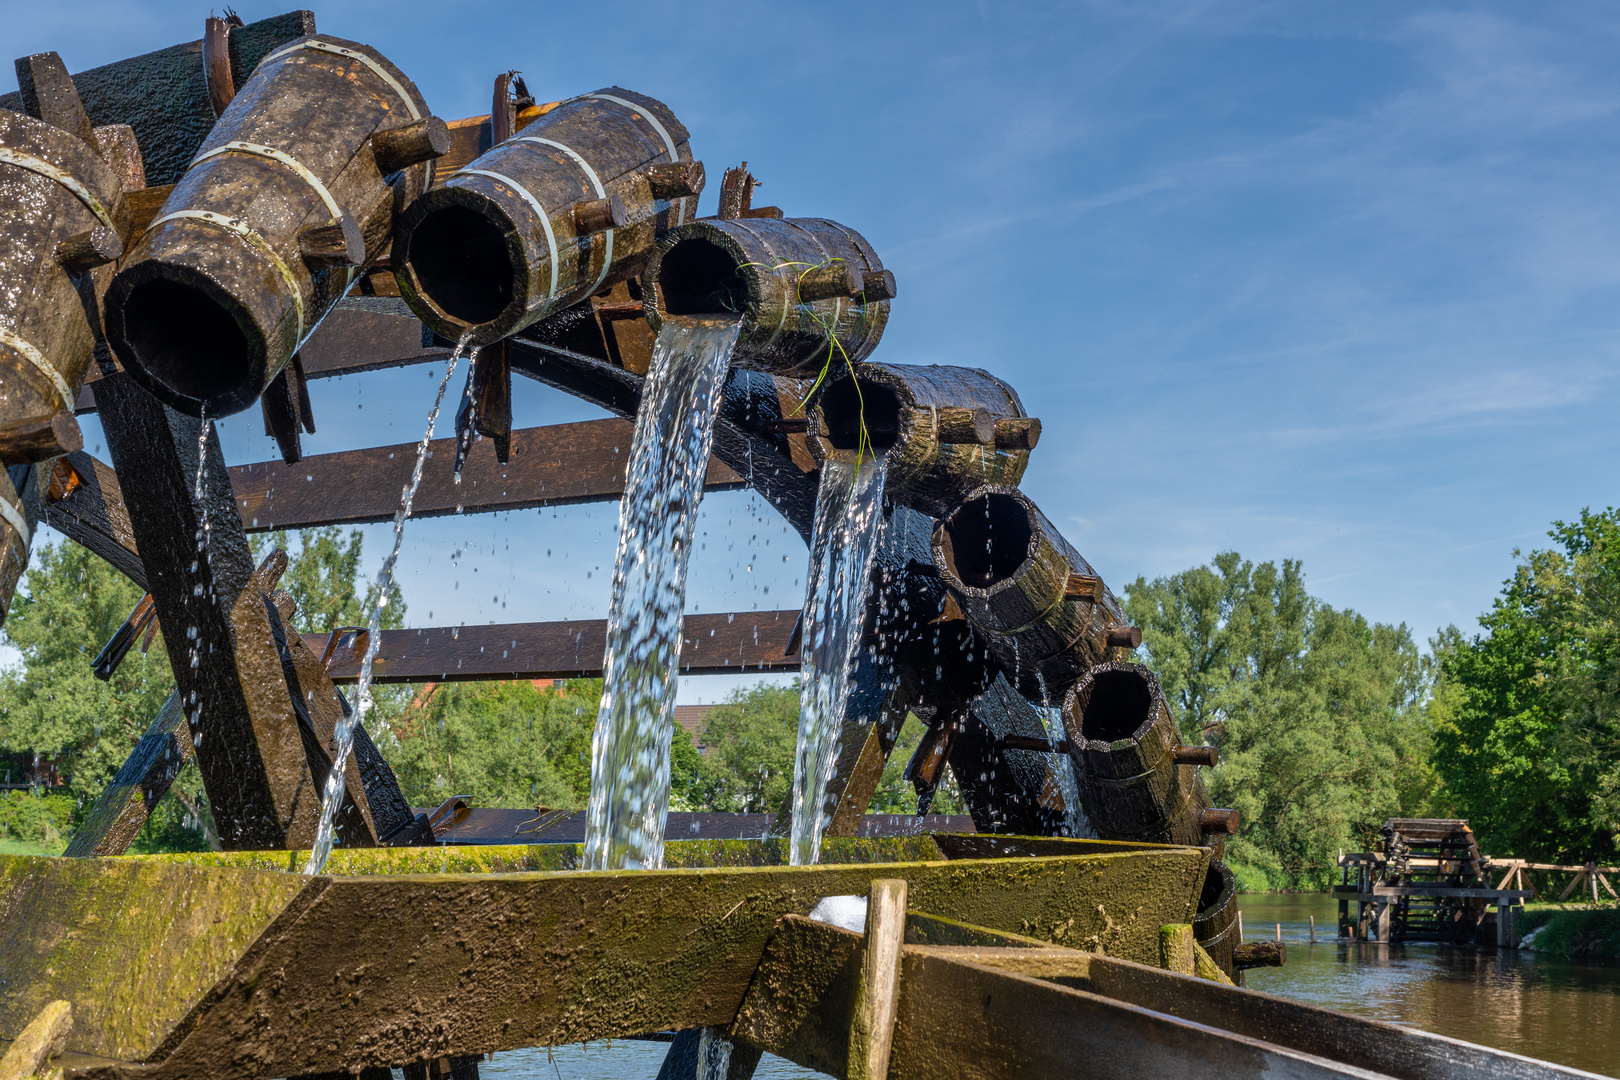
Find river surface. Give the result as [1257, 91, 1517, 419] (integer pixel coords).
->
[467, 892, 1618, 1079]
[1239, 893, 1620, 1078]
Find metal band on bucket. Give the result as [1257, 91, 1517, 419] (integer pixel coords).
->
[453, 168, 558, 302]
[148, 210, 306, 342]
[260, 39, 422, 121]
[0, 324, 74, 409]
[0, 493, 31, 549]
[515, 136, 614, 294]
[192, 141, 345, 221]
[0, 146, 117, 231]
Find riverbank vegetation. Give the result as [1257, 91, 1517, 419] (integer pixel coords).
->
[1, 510, 1615, 872]
[1519, 905, 1620, 960]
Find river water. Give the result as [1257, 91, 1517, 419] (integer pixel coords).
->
[1239, 893, 1620, 1077]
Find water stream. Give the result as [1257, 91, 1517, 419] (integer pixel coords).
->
[788, 456, 889, 867]
[304, 335, 474, 875]
[582, 316, 742, 872]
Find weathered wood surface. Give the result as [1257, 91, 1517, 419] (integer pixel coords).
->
[0, 13, 316, 186]
[396, 88, 697, 343]
[0, 841, 1206, 1077]
[233, 417, 744, 531]
[0, 466, 39, 625]
[40, 452, 145, 587]
[807, 362, 1033, 519]
[1062, 662, 1214, 849]
[933, 485, 1132, 700]
[93, 373, 324, 849]
[0, 999, 72, 1080]
[847, 880, 906, 1080]
[0, 106, 130, 437]
[304, 608, 801, 684]
[643, 217, 889, 377]
[61, 691, 187, 857]
[106, 34, 435, 416]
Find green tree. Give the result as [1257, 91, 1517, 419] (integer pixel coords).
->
[1126, 553, 1437, 890]
[384, 679, 603, 809]
[0, 541, 206, 851]
[688, 682, 799, 813]
[249, 526, 405, 634]
[1431, 509, 1620, 861]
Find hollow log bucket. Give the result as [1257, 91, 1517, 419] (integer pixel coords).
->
[1060, 661, 1211, 848]
[642, 217, 890, 376]
[1193, 858, 1239, 976]
[807, 362, 1037, 518]
[931, 485, 1127, 700]
[0, 109, 130, 452]
[395, 87, 698, 345]
[105, 35, 436, 417]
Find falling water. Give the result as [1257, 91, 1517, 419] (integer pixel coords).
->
[582, 316, 742, 872]
[186, 405, 211, 743]
[788, 455, 890, 866]
[304, 336, 474, 875]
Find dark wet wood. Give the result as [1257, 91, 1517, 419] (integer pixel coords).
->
[0, 412, 82, 464]
[994, 416, 1040, 450]
[0, 466, 39, 625]
[933, 485, 1131, 699]
[304, 609, 801, 684]
[795, 261, 863, 303]
[718, 163, 758, 219]
[396, 87, 696, 343]
[106, 32, 433, 417]
[860, 269, 897, 302]
[809, 365, 1031, 520]
[93, 371, 325, 849]
[1232, 941, 1284, 970]
[371, 116, 451, 174]
[90, 591, 156, 681]
[231, 417, 744, 532]
[14, 52, 95, 143]
[54, 226, 122, 274]
[41, 452, 145, 588]
[644, 217, 889, 377]
[573, 194, 627, 234]
[468, 339, 512, 464]
[0, 12, 316, 186]
[1172, 745, 1219, 767]
[61, 690, 187, 857]
[647, 160, 706, 200]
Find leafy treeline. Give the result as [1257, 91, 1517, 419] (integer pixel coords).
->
[1429, 509, 1620, 864]
[1124, 554, 1441, 891]
[5, 512, 1617, 883]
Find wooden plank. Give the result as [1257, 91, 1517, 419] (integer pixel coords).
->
[848, 880, 906, 1080]
[62, 691, 186, 857]
[232, 418, 745, 532]
[302, 609, 802, 684]
[0, 842, 1207, 1075]
[41, 453, 145, 589]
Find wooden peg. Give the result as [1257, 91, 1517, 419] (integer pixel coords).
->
[1064, 573, 1101, 601]
[1173, 745, 1219, 767]
[935, 405, 996, 445]
[573, 194, 627, 235]
[717, 162, 757, 219]
[796, 261, 862, 303]
[55, 226, 123, 274]
[260, 356, 312, 465]
[371, 116, 452, 173]
[92, 124, 146, 192]
[0, 412, 83, 464]
[646, 159, 706, 200]
[15, 53, 94, 144]
[741, 205, 784, 218]
[995, 416, 1041, 451]
[848, 879, 907, 1080]
[472, 338, 513, 464]
[1105, 624, 1143, 649]
[1199, 807, 1241, 835]
[297, 216, 364, 268]
[861, 268, 897, 302]
[202, 15, 240, 118]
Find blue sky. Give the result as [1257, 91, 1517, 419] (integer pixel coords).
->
[6, 2, 1619, 699]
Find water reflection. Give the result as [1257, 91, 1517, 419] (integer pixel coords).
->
[1240, 893, 1620, 1078]
[480, 1042, 818, 1080]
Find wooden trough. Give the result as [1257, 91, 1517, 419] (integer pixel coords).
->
[1, 835, 1601, 1080]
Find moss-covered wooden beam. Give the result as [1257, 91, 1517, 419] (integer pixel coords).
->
[0, 838, 1204, 1079]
